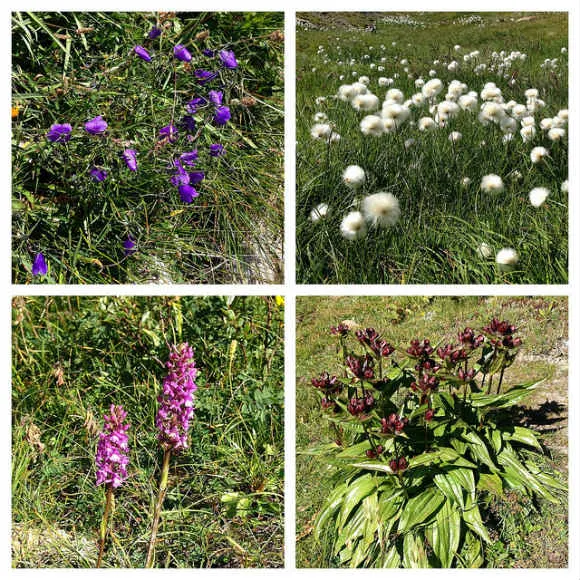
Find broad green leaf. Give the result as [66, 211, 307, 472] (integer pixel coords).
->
[398, 487, 445, 532]
[381, 544, 401, 568]
[534, 470, 567, 492]
[462, 493, 491, 543]
[477, 472, 503, 497]
[350, 460, 393, 474]
[470, 380, 544, 409]
[503, 426, 543, 452]
[458, 530, 484, 568]
[403, 532, 429, 568]
[462, 430, 498, 472]
[336, 504, 367, 552]
[314, 482, 347, 540]
[338, 474, 378, 530]
[336, 440, 372, 458]
[432, 499, 461, 567]
[434, 471, 465, 509]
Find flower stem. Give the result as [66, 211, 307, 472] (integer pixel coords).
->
[145, 449, 172, 568]
[97, 485, 114, 568]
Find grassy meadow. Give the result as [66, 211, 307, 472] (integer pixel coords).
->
[12, 12, 284, 284]
[296, 13, 568, 284]
[296, 296, 568, 567]
[12, 296, 284, 567]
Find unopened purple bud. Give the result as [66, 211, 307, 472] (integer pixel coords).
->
[219, 49, 238, 69]
[208, 90, 223, 106]
[31, 252, 48, 276]
[90, 167, 108, 182]
[134, 45, 152, 62]
[148, 26, 162, 39]
[194, 69, 217, 84]
[213, 106, 231, 126]
[123, 149, 138, 171]
[174, 44, 192, 62]
[209, 143, 225, 157]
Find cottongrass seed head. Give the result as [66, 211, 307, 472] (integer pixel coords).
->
[340, 211, 367, 240]
[496, 247, 519, 272]
[530, 146, 549, 164]
[362, 192, 401, 228]
[310, 203, 329, 222]
[342, 165, 366, 189]
[529, 187, 550, 208]
[481, 174, 505, 194]
[477, 242, 493, 259]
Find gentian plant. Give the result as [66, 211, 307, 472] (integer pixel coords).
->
[309, 318, 565, 568]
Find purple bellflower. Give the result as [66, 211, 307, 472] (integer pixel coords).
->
[213, 106, 231, 126]
[123, 235, 136, 256]
[188, 171, 205, 184]
[123, 149, 138, 171]
[180, 150, 198, 166]
[31, 252, 48, 276]
[174, 44, 192, 62]
[85, 115, 108, 135]
[159, 124, 179, 143]
[209, 143, 225, 157]
[90, 167, 108, 182]
[194, 69, 218, 84]
[203, 49, 215, 57]
[186, 97, 207, 114]
[134, 45, 152, 62]
[47, 123, 72, 143]
[156, 343, 198, 451]
[178, 184, 199, 203]
[219, 49, 238, 69]
[148, 26, 162, 39]
[95, 405, 130, 488]
[180, 115, 197, 133]
[208, 90, 223, 106]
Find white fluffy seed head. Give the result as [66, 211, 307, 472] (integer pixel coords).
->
[520, 125, 536, 142]
[342, 165, 366, 188]
[548, 127, 566, 141]
[448, 131, 462, 143]
[418, 117, 436, 131]
[361, 192, 401, 227]
[310, 123, 332, 140]
[340, 211, 367, 240]
[352, 93, 380, 112]
[561, 180, 569, 193]
[530, 146, 549, 164]
[385, 88, 405, 104]
[360, 115, 384, 137]
[529, 187, 550, 207]
[310, 203, 329, 222]
[477, 242, 493, 259]
[422, 78, 443, 98]
[496, 248, 519, 271]
[481, 174, 504, 193]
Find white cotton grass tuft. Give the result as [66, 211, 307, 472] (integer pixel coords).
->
[548, 127, 566, 141]
[528, 187, 550, 208]
[448, 131, 462, 143]
[476, 242, 493, 259]
[561, 180, 569, 194]
[530, 146, 549, 164]
[310, 123, 332, 140]
[342, 165, 366, 189]
[361, 192, 401, 228]
[480, 174, 505, 194]
[340, 211, 367, 240]
[352, 93, 380, 112]
[310, 203, 329, 222]
[360, 115, 384, 137]
[461, 177, 472, 187]
[495, 248, 519, 272]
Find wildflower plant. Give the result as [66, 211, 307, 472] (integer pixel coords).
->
[95, 405, 130, 567]
[146, 343, 198, 568]
[307, 318, 565, 568]
[13, 12, 284, 284]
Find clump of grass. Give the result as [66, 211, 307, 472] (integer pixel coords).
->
[12, 296, 284, 568]
[12, 12, 284, 284]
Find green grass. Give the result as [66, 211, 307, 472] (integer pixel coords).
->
[296, 296, 568, 567]
[12, 296, 284, 568]
[12, 12, 284, 284]
[296, 12, 568, 284]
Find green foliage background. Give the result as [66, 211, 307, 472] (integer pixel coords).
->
[12, 295, 284, 568]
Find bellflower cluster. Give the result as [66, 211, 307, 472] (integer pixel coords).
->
[95, 405, 130, 488]
[156, 343, 198, 452]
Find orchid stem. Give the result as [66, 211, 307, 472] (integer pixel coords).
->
[97, 485, 114, 568]
[145, 449, 171, 568]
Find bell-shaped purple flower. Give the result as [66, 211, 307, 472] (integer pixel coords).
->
[95, 405, 130, 488]
[134, 45, 152, 62]
[194, 69, 217, 85]
[123, 235, 136, 256]
[47, 123, 72, 143]
[219, 49, 238, 69]
[156, 343, 198, 451]
[178, 184, 199, 203]
[186, 97, 207, 114]
[90, 167, 108, 182]
[188, 171, 205, 184]
[123, 149, 138, 171]
[85, 115, 108, 135]
[148, 26, 162, 39]
[214, 106, 231, 126]
[174, 44, 192, 62]
[209, 143, 225, 157]
[31, 252, 48, 276]
[180, 115, 197, 133]
[180, 150, 198, 166]
[203, 49, 215, 57]
[159, 124, 179, 143]
[208, 90, 223, 106]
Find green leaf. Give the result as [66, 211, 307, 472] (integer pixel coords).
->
[462, 430, 498, 472]
[432, 499, 461, 567]
[350, 460, 393, 474]
[477, 472, 503, 497]
[314, 482, 347, 540]
[398, 487, 445, 532]
[381, 544, 402, 568]
[402, 532, 429, 568]
[462, 493, 491, 543]
[470, 380, 544, 409]
[503, 426, 543, 452]
[458, 530, 484, 568]
[338, 474, 378, 531]
[434, 471, 465, 509]
[336, 440, 372, 458]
